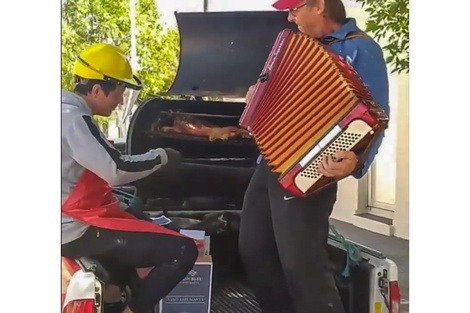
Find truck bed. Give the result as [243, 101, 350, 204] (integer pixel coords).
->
[211, 281, 260, 313]
[143, 209, 391, 313]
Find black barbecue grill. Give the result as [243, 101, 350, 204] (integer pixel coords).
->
[126, 11, 296, 209]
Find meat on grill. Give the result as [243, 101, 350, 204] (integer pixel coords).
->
[158, 112, 251, 141]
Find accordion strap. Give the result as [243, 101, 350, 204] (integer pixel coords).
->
[321, 31, 371, 45]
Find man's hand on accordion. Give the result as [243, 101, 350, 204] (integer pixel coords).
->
[318, 151, 358, 179]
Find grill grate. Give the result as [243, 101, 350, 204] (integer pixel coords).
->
[211, 281, 261, 313]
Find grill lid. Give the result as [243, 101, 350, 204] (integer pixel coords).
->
[167, 11, 297, 98]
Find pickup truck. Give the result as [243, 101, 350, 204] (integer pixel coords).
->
[112, 183, 401, 313]
[111, 10, 402, 313]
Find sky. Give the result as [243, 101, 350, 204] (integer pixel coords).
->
[155, 0, 277, 27]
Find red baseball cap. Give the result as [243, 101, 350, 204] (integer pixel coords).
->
[272, 0, 303, 10]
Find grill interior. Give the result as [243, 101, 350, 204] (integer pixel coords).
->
[127, 98, 258, 159]
[127, 98, 259, 207]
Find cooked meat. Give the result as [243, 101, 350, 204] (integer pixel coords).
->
[160, 112, 251, 141]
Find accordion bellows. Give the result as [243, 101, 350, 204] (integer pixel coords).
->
[240, 29, 389, 197]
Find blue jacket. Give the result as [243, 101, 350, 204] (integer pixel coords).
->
[325, 18, 389, 178]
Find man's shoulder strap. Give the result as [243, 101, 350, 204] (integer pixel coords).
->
[321, 31, 372, 45]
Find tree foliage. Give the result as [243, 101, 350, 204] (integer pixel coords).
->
[357, 0, 409, 74]
[61, 0, 180, 102]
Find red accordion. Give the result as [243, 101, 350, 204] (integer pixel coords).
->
[239, 29, 389, 197]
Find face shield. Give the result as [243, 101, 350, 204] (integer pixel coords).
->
[116, 87, 141, 138]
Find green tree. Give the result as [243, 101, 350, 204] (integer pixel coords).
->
[358, 0, 409, 74]
[135, 4, 179, 100]
[61, 0, 180, 130]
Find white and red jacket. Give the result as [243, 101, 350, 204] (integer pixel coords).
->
[61, 90, 181, 242]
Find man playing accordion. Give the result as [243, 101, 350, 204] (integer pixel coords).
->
[238, 1, 390, 313]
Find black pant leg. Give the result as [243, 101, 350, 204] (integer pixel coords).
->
[239, 163, 295, 313]
[268, 172, 345, 313]
[62, 226, 198, 313]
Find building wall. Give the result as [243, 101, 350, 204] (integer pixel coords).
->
[331, 5, 409, 240]
[392, 75, 409, 239]
[331, 73, 409, 240]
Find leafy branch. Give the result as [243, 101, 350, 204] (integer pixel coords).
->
[357, 0, 409, 74]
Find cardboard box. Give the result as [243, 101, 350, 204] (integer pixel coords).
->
[157, 229, 213, 313]
[158, 255, 213, 313]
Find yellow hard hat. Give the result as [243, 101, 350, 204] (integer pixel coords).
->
[74, 43, 142, 90]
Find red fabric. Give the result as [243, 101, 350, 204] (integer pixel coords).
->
[272, 0, 303, 10]
[61, 169, 183, 237]
[61, 168, 203, 290]
[63, 299, 95, 313]
[62, 257, 81, 273]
